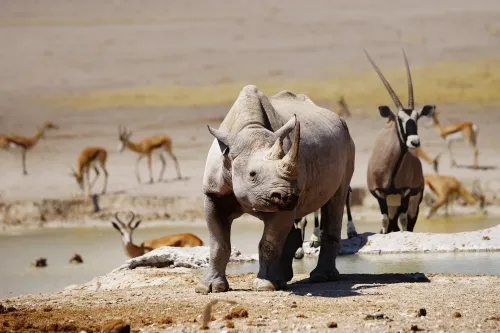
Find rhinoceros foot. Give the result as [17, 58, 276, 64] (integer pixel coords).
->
[252, 278, 287, 291]
[309, 267, 340, 283]
[194, 276, 229, 294]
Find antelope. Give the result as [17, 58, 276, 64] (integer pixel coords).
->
[111, 211, 204, 258]
[415, 147, 440, 173]
[365, 49, 435, 233]
[430, 111, 479, 169]
[294, 187, 357, 259]
[118, 126, 182, 184]
[0, 121, 59, 175]
[337, 96, 352, 118]
[69, 146, 109, 195]
[424, 174, 486, 218]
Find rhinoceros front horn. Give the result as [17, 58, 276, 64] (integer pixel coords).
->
[278, 120, 300, 179]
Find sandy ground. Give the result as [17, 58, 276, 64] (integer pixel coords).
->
[1, 270, 499, 333]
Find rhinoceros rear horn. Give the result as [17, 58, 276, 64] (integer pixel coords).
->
[207, 125, 231, 155]
[278, 119, 300, 179]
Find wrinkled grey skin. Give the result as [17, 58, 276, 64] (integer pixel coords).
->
[195, 85, 355, 293]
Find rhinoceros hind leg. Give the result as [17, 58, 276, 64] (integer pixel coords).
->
[310, 185, 347, 283]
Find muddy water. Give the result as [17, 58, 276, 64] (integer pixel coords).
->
[1, 216, 499, 299]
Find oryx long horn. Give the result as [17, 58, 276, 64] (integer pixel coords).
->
[402, 48, 414, 109]
[364, 49, 404, 111]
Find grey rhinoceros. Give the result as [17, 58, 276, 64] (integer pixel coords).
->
[196, 85, 355, 293]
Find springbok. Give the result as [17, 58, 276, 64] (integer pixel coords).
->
[294, 187, 357, 259]
[430, 111, 479, 169]
[70, 146, 109, 195]
[0, 121, 59, 175]
[365, 49, 435, 233]
[424, 174, 486, 218]
[118, 126, 182, 184]
[111, 211, 204, 258]
[415, 147, 440, 173]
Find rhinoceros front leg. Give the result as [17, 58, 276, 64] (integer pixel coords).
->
[310, 186, 348, 283]
[254, 211, 296, 291]
[195, 194, 240, 294]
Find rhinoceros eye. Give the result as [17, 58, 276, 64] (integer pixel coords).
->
[249, 171, 256, 178]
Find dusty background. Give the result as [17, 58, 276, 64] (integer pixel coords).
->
[1, 0, 500, 229]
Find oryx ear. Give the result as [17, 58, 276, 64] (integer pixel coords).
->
[207, 126, 231, 156]
[378, 106, 394, 119]
[418, 105, 435, 118]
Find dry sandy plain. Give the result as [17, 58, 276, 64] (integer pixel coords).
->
[1, 0, 500, 332]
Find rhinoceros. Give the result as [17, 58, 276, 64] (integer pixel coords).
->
[196, 85, 355, 293]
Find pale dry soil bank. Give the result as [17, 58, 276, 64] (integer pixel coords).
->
[1, 270, 499, 333]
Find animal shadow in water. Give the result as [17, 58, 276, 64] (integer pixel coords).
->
[288, 273, 430, 298]
[455, 164, 497, 171]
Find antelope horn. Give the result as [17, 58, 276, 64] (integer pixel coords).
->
[402, 48, 414, 109]
[363, 49, 404, 111]
[265, 137, 285, 160]
[126, 211, 136, 227]
[114, 212, 125, 227]
[278, 119, 300, 179]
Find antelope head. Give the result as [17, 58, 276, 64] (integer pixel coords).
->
[69, 167, 84, 191]
[364, 49, 435, 150]
[111, 211, 142, 245]
[118, 125, 133, 152]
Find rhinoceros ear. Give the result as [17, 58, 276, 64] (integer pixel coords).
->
[207, 126, 231, 156]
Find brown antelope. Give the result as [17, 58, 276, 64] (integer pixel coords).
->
[365, 49, 435, 233]
[118, 126, 182, 184]
[430, 111, 479, 169]
[415, 147, 440, 173]
[70, 146, 109, 195]
[337, 96, 352, 118]
[0, 121, 59, 175]
[424, 174, 486, 218]
[111, 211, 204, 258]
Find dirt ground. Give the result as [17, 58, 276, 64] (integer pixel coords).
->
[1, 270, 499, 333]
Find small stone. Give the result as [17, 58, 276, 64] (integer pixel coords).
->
[290, 304, 298, 308]
[296, 314, 307, 318]
[411, 324, 421, 331]
[305, 324, 312, 330]
[417, 308, 427, 317]
[453, 311, 462, 318]
[482, 236, 490, 240]
[306, 293, 312, 297]
[272, 310, 279, 315]
[327, 321, 338, 328]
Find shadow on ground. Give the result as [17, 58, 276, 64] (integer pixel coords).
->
[289, 273, 430, 298]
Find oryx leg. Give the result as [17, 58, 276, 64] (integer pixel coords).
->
[293, 216, 307, 260]
[309, 210, 321, 248]
[407, 191, 423, 232]
[195, 194, 240, 294]
[376, 196, 390, 234]
[254, 210, 296, 291]
[346, 187, 358, 238]
[387, 205, 400, 233]
[309, 183, 349, 283]
[396, 195, 410, 232]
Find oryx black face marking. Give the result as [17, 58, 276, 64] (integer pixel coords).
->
[397, 109, 420, 149]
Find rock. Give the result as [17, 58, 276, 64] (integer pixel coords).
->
[224, 306, 249, 319]
[69, 254, 84, 264]
[417, 308, 427, 317]
[364, 313, 389, 320]
[327, 321, 338, 328]
[102, 319, 130, 333]
[453, 311, 462, 318]
[31, 258, 47, 268]
[411, 324, 422, 331]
